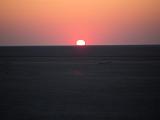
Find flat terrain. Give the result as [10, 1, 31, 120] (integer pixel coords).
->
[0, 46, 160, 120]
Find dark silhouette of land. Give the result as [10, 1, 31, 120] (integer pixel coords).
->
[0, 45, 160, 120]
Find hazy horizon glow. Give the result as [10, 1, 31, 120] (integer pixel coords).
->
[0, 0, 160, 45]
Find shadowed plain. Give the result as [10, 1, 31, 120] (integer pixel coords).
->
[0, 45, 160, 120]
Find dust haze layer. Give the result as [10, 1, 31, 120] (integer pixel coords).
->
[0, 0, 160, 45]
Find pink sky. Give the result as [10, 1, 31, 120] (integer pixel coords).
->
[0, 0, 160, 45]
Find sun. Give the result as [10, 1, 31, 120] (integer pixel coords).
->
[76, 40, 86, 46]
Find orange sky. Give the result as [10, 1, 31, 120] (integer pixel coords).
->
[0, 0, 159, 45]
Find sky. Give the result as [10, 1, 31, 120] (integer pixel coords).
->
[0, 0, 160, 45]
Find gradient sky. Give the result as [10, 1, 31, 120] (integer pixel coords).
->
[0, 0, 159, 45]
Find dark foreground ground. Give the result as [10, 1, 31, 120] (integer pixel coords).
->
[0, 45, 160, 120]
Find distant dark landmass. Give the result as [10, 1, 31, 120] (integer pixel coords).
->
[0, 45, 160, 57]
[0, 45, 160, 120]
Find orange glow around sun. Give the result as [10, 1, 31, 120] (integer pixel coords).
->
[76, 40, 86, 46]
[0, 0, 159, 45]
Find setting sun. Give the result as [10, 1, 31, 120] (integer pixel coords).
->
[76, 40, 86, 46]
